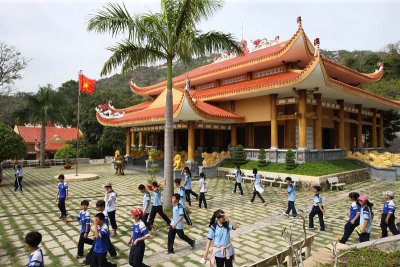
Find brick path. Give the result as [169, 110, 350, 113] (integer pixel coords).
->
[0, 164, 398, 267]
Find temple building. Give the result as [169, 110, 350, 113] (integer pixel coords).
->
[96, 17, 400, 163]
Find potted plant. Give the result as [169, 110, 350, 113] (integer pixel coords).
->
[54, 144, 76, 170]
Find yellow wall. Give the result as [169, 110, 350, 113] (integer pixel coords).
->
[322, 108, 334, 128]
[234, 95, 271, 122]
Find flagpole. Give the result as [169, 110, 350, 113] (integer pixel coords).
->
[76, 70, 82, 176]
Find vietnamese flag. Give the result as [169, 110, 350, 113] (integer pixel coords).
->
[79, 74, 96, 94]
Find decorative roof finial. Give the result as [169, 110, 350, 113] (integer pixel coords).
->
[314, 38, 320, 56]
[184, 73, 190, 92]
[297, 16, 302, 28]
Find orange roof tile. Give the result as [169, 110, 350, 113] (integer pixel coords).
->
[194, 100, 243, 119]
[112, 101, 154, 114]
[16, 126, 81, 144]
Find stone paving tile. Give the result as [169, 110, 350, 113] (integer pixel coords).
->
[0, 164, 399, 266]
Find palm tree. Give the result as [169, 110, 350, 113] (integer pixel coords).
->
[88, 0, 242, 209]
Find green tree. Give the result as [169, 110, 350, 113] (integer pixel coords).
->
[257, 148, 268, 167]
[98, 127, 126, 157]
[285, 150, 296, 170]
[54, 144, 76, 163]
[233, 144, 247, 165]
[87, 0, 242, 208]
[0, 123, 26, 177]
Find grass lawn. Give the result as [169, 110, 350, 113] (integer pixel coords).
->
[220, 159, 363, 176]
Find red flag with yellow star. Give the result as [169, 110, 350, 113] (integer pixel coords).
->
[79, 74, 96, 94]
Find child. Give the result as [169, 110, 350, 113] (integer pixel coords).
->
[282, 177, 297, 217]
[183, 167, 198, 206]
[174, 178, 192, 225]
[167, 193, 195, 254]
[25, 231, 44, 267]
[128, 208, 150, 267]
[232, 165, 243, 195]
[66, 200, 93, 258]
[104, 182, 118, 237]
[148, 181, 171, 227]
[203, 210, 238, 267]
[96, 200, 117, 257]
[138, 184, 152, 230]
[308, 185, 325, 231]
[56, 174, 68, 219]
[380, 191, 399, 237]
[249, 168, 266, 206]
[14, 164, 23, 192]
[198, 172, 208, 209]
[358, 195, 373, 243]
[90, 213, 116, 267]
[338, 192, 360, 244]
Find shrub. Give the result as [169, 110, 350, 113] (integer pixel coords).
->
[285, 150, 296, 170]
[233, 144, 247, 165]
[257, 148, 268, 167]
[80, 144, 100, 159]
[145, 163, 160, 183]
[54, 144, 76, 163]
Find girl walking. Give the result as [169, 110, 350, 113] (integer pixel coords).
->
[308, 185, 325, 231]
[199, 172, 208, 209]
[249, 168, 266, 206]
[183, 167, 198, 206]
[338, 192, 360, 244]
[358, 195, 373, 242]
[232, 165, 243, 196]
[104, 182, 118, 237]
[128, 208, 150, 267]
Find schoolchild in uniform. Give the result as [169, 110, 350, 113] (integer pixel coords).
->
[232, 165, 243, 195]
[174, 178, 192, 225]
[308, 185, 325, 231]
[56, 174, 68, 219]
[380, 191, 399, 237]
[14, 164, 23, 192]
[249, 168, 266, 206]
[25, 231, 44, 267]
[90, 213, 116, 267]
[128, 208, 150, 267]
[203, 209, 238, 267]
[358, 195, 373, 243]
[104, 182, 118, 237]
[138, 184, 153, 230]
[166, 193, 195, 254]
[96, 200, 117, 257]
[282, 177, 297, 217]
[198, 172, 208, 209]
[338, 192, 360, 244]
[183, 167, 198, 206]
[65, 200, 93, 258]
[148, 181, 171, 227]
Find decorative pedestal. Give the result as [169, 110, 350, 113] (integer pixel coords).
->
[174, 169, 183, 180]
[185, 161, 198, 175]
[296, 149, 308, 164]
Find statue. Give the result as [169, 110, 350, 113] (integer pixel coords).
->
[113, 154, 125, 175]
[96, 100, 125, 119]
[173, 154, 185, 170]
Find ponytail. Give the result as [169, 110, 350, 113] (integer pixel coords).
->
[200, 172, 206, 180]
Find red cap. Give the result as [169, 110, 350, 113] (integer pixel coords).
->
[130, 208, 144, 217]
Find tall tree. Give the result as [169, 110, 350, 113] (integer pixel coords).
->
[0, 122, 26, 177]
[87, 0, 242, 208]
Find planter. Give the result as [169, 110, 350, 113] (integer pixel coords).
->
[64, 164, 72, 170]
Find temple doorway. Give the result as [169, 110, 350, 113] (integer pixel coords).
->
[322, 128, 334, 149]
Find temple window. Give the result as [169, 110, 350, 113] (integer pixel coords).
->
[254, 66, 284, 78]
[221, 75, 245, 85]
[196, 82, 216, 90]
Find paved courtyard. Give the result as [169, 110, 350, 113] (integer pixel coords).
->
[0, 164, 398, 267]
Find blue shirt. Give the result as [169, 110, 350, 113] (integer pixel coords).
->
[153, 189, 162, 206]
[184, 174, 192, 190]
[313, 194, 322, 206]
[28, 248, 44, 267]
[207, 223, 234, 258]
[16, 168, 23, 177]
[132, 220, 149, 242]
[235, 170, 242, 183]
[383, 200, 395, 214]
[360, 205, 373, 233]
[171, 203, 185, 230]
[143, 192, 152, 213]
[76, 210, 90, 234]
[287, 184, 296, 202]
[349, 201, 360, 220]
[93, 224, 109, 253]
[58, 182, 68, 199]
[178, 186, 186, 208]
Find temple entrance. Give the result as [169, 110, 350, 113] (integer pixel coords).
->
[322, 128, 334, 149]
[254, 126, 269, 148]
[237, 127, 246, 147]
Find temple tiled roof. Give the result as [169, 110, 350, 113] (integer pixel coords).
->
[15, 126, 81, 144]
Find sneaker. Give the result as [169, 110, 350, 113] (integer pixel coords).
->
[282, 213, 289, 217]
[262, 202, 267, 206]
[232, 190, 235, 194]
[248, 201, 253, 204]
[319, 229, 326, 232]
[307, 227, 315, 230]
[164, 251, 174, 254]
[191, 240, 196, 250]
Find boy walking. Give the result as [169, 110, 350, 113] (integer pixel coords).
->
[56, 174, 68, 219]
[174, 178, 192, 225]
[167, 193, 195, 254]
[282, 177, 297, 217]
[250, 168, 266, 206]
[96, 200, 117, 257]
[90, 213, 116, 267]
[308, 185, 325, 231]
[14, 164, 23, 192]
[128, 208, 150, 267]
[148, 181, 171, 227]
[232, 165, 243, 195]
[138, 184, 152, 229]
[381, 191, 399, 237]
[25, 231, 44, 267]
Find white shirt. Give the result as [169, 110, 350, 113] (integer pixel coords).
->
[199, 178, 207, 193]
[105, 191, 117, 212]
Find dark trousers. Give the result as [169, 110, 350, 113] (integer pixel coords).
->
[309, 206, 325, 230]
[251, 189, 265, 203]
[77, 233, 94, 256]
[128, 241, 148, 267]
[167, 227, 194, 253]
[199, 192, 207, 208]
[14, 176, 23, 191]
[215, 256, 233, 267]
[141, 213, 151, 229]
[380, 213, 399, 237]
[90, 252, 116, 267]
[339, 220, 359, 244]
[185, 189, 198, 206]
[233, 182, 243, 195]
[183, 209, 192, 226]
[58, 198, 67, 217]
[359, 232, 370, 243]
[85, 236, 117, 263]
[286, 201, 297, 215]
[108, 210, 117, 230]
[148, 205, 171, 226]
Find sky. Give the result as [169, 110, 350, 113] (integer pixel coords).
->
[1, 0, 399, 93]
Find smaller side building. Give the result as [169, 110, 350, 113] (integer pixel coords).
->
[14, 124, 83, 160]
